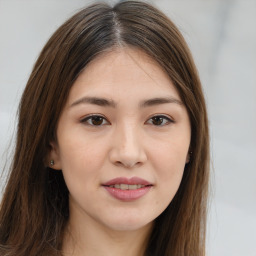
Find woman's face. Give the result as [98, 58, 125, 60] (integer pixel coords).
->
[50, 47, 191, 232]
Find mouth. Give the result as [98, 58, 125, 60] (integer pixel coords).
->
[104, 184, 152, 190]
[102, 177, 153, 201]
[102, 176, 152, 186]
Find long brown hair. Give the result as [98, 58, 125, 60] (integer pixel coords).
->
[0, 1, 210, 255]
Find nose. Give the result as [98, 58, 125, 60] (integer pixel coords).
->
[109, 123, 147, 168]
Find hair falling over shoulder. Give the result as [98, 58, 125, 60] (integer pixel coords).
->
[0, 1, 210, 255]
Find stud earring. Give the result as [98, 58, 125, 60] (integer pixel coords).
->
[186, 151, 193, 164]
[189, 151, 193, 161]
[50, 160, 54, 166]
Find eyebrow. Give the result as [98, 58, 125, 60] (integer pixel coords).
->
[70, 96, 183, 108]
[139, 97, 183, 107]
[70, 97, 116, 108]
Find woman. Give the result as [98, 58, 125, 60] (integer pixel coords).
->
[0, 1, 210, 255]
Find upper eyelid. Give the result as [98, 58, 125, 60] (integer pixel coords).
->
[80, 114, 108, 121]
[145, 116, 174, 127]
[80, 114, 110, 126]
[146, 114, 175, 122]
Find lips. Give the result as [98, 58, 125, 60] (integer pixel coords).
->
[103, 177, 152, 186]
[102, 177, 153, 201]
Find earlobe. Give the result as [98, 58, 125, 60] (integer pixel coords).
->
[47, 141, 62, 170]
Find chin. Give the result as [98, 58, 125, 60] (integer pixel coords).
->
[102, 213, 153, 232]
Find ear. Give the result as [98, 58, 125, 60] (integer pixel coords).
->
[47, 141, 62, 170]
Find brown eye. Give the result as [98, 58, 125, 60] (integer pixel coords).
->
[152, 116, 164, 125]
[81, 115, 109, 126]
[91, 116, 104, 125]
[146, 115, 174, 126]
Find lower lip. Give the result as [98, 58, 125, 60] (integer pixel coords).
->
[103, 186, 152, 201]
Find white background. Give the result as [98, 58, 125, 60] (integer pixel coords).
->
[0, 0, 255, 255]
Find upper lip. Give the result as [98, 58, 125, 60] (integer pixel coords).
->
[102, 177, 152, 186]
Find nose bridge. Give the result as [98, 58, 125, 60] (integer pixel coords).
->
[109, 120, 147, 167]
[119, 120, 139, 149]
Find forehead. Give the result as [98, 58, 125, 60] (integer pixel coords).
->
[67, 47, 181, 104]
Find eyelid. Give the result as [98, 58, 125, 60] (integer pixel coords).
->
[145, 114, 175, 125]
[80, 114, 110, 126]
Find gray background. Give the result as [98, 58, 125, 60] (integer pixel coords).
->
[0, 0, 255, 255]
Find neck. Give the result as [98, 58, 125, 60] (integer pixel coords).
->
[62, 206, 153, 256]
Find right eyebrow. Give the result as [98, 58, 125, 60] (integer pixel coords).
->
[70, 96, 116, 108]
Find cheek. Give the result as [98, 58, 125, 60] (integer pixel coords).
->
[151, 138, 188, 175]
[58, 125, 106, 165]
[57, 131, 108, 191]
[156, 153, 185, 195]
[149, 138, 188, 203]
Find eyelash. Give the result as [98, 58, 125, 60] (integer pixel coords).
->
[80, 114, 174, 127]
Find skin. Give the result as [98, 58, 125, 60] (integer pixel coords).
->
[49, 47, 191, 256]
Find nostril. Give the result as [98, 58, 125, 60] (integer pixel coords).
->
[115, 160, 133, 167]
[114, 160, 143, 169]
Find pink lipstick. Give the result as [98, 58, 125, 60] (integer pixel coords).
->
[102, 177, 153, 201]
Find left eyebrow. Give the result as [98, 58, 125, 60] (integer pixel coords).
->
[69, 96, 183, 108]
[139, 97, 183, 108]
